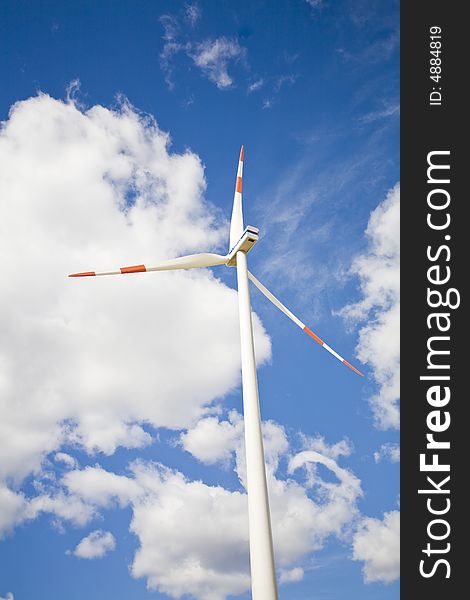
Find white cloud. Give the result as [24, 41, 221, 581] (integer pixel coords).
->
[54, 452, 78, 469]
[287, 451, 362, 538]
[129, 448, 361, 598]
[353, 510, 400, 583]
[177, 414, 362, 596]
[24, 489, 95, 529]
[184, 3, 201, 26]
[0, 485, 27, 539]
[160, 12, 246, 92]
[0, 593, 14, 600]
[180, 410, 244, 465]
[248, 79, 264, 93]
[279, 566, 304, 584]
[273, 74, 298, 92]
[360, 103, 400, 124]
[180, 411, 289, 478]
[159, 15, 188, 90]
[339, 184, 400, 429]
[374, 443, 400, 463]
[300, 433, 353, 460]
[65, 79, 81, 104]
[129, 461, 251, 600]
[159, 7, 246, 92]
[190, 38, 245, 89]
[73, 529, 116, 559]
[160, 14, 179, 43]
[63, 465, 142, 508]
[0, 94, 271, 533]
[1, 480, 96, 538]
[46, 417, 361, 600]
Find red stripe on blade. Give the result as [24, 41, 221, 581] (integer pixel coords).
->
[120, 265, 147, 274]
[239, 145, 244, 161]
[303, 326, 324, 346]
[69, 271, 96, 277]
[236, 176, 242, 193]
[343, 359, 364, 377]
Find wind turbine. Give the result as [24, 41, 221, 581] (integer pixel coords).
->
[69, 146, 363, 600]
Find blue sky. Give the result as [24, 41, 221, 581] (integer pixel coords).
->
[0, 1, 399, 599]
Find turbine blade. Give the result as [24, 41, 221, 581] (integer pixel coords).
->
[247, 271, 364, 377]
[229, 145, 245, 252]
[69, 253, 227, 277]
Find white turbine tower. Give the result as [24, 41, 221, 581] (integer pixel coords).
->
[69, 146, 363, 600]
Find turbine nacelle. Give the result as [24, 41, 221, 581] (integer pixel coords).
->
[226, 226, 259, 267]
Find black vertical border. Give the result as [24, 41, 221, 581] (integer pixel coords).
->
[401, 4, 465, 598]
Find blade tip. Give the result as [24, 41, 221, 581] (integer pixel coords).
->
[239, 145, 244, 161]
[344, 360, 364, 377]
[68, 271, 95, 277]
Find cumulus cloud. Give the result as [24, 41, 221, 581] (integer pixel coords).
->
[339, 184, 400, 429]
[1, 480, 96, 539]
[0, 485, 27, 539]
[0, 93, 271, 533]
[300, 433, 353, 460]
[279, 566, 304, 584]
[129, 461, 250, 600]
[180, 411, 289, 478]
[374, 442, 400, 463]
[111, 447, 361, 598]
[190, 38, 245, 89]
[73, 529, 116, 559]
[63, 465, 142, 508]
[287, 450, 362, 546]
[33, 415, 361, 600]
[0, 406, 363, 599]
[180, 410, 244, 465]
[353, 510, 400, 583]
[25, 491, 95, 528]
[54, 452, 78, 469]
[176, 414, 362, 596]
[0, 593, 14, 600]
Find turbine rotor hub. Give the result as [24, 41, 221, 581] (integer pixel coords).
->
[226, 226, 259, 267]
